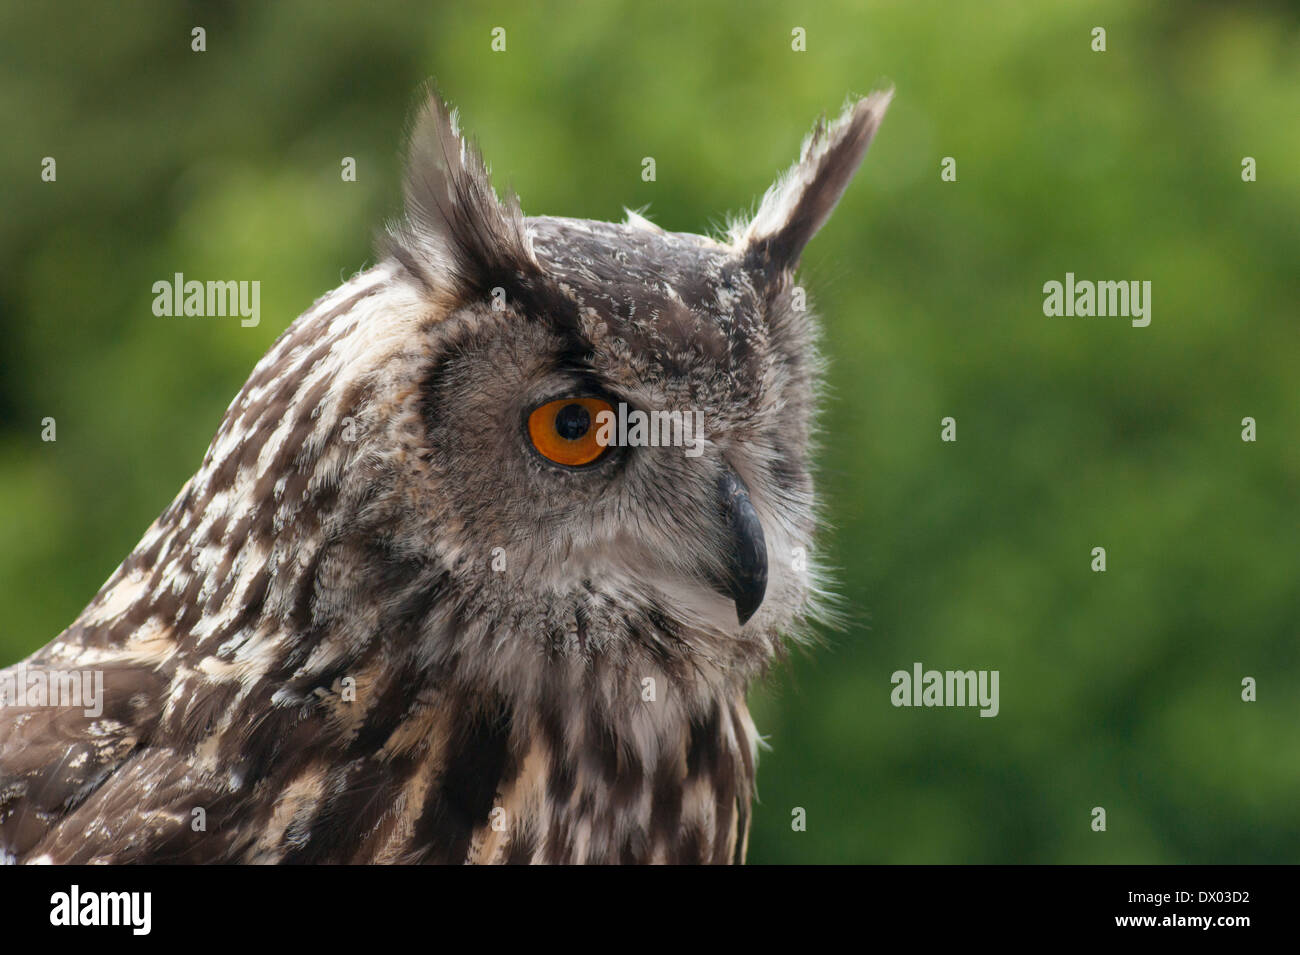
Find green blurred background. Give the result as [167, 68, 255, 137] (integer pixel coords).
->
[1, 1, 1296, 863]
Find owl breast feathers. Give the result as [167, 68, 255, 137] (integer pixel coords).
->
[0, 85, 889, 864]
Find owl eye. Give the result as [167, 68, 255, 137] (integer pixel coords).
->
[527, 397, 615, 467]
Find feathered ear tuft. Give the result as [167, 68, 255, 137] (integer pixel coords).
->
[733, 89, 892, 278]
[382, 83, 537, 302]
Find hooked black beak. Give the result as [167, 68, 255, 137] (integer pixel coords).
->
[716, 469, 768, 626]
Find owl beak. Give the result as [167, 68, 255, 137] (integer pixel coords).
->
[717, 469, 768, 626]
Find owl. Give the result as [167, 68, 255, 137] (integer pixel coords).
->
[0, 85, 889, 864]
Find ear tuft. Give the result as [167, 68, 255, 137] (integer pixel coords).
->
[382, 83, 537, 302]
[733, 89, 892, 276]
[623, 206, 665, 234]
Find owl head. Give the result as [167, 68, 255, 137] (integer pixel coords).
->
[2, 86, 890, 865]
[198, 86, 889, 710]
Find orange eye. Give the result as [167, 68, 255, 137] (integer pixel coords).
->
[527, 397, 615, 467]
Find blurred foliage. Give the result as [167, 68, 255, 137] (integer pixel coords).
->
[1, 0, 1297, 863]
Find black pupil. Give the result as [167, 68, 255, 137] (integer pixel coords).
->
[555, 403, 590, 440]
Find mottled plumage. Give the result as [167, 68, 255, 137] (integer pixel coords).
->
[0, 85, 889, 863]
